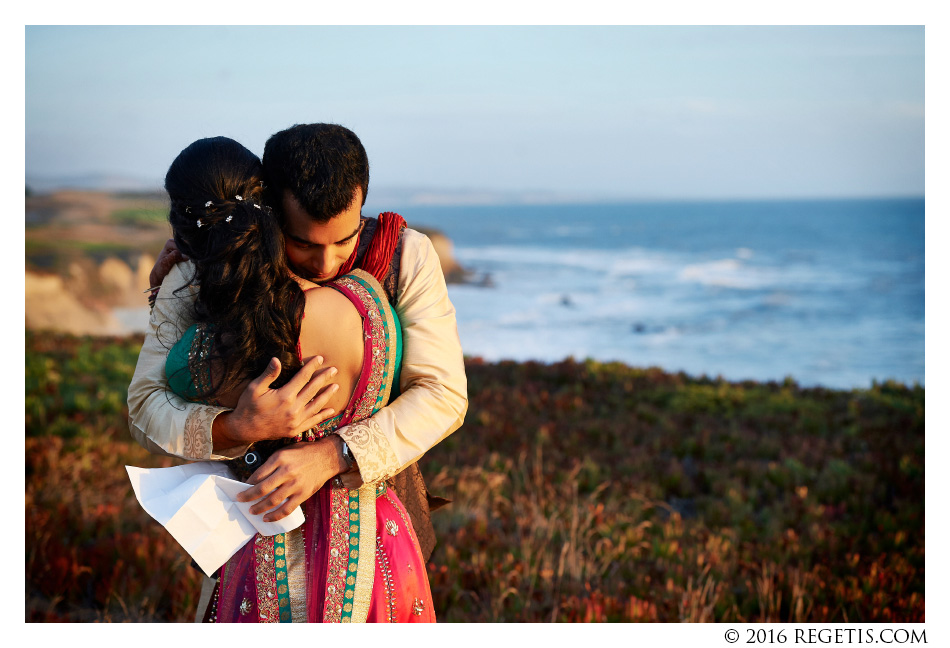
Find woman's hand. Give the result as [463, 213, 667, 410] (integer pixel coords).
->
[149, 238, 189, 288]
[237, 437, 348, 522]
[212, 356, 339, 450]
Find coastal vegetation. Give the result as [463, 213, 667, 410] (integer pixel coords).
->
[25, 331, 923, 622]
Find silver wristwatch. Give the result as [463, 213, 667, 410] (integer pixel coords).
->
[341, 440, 355, 470]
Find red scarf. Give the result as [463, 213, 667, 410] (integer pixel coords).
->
[336, 212, 407, 281]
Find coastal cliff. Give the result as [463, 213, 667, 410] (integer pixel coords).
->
[25, 190, 467, 336]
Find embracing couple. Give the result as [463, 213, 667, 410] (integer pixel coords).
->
[127, 123, 468, 623]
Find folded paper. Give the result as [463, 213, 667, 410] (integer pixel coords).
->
[126, 462, 304, 577]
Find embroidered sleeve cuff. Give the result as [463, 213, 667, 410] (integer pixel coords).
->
[182, 404, 223, 460]
[337, 418, 401, 484]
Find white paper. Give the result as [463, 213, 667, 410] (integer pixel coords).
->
[126, 462, 304, 577]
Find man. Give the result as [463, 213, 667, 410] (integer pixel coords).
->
[127, 124, 467, 592]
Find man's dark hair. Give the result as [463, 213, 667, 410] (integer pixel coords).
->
[262, 123, 370, 224]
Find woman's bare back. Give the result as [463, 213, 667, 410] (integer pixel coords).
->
[203, 283, 365, 414]
[298, 286, 365, 416]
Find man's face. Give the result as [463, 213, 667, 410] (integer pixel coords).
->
[281, 188, 364, 283]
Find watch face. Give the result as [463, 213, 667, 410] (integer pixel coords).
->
[342, 442, 354, 467]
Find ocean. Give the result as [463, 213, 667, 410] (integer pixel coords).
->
[398, 198, 924, 390]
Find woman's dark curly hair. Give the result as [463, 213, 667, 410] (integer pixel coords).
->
[165, 136, 304, 399]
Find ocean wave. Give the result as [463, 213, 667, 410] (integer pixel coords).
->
[457, 245, 684, 276]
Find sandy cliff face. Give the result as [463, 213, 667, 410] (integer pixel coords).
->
[25, 272, 124, 336]
[25, 255, 156, 336]
[417, 228, 467, 283]
[25, 232, 466, 336]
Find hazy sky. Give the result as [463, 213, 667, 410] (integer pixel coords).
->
[26, 25, 924, 200]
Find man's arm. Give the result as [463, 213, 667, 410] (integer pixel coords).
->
[337, 228, 468, 484]
[128, 261, 244, 460]
[128, 261, 340, 460]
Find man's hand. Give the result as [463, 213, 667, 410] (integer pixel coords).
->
[149, 238, 189, 288]
[212, 356, 339, 450]
[237, 436, 348, 522]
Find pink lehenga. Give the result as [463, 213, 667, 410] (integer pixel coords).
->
[168, 269, 435, 623]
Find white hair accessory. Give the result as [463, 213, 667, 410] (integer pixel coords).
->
[226, 215, 233, 223]
[205, 201, 213, 207]
[197, 219, 203, 228]
[253, 204, 261, 209]
[235, 195, 243, 201]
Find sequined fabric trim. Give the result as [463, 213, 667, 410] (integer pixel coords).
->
[347, 272, 398, 413]
[312, 269, 397, 438]
[308, 412, 344, 438]
[340, 487, 360, 623]
[376, 535, 396, 623]
[253, 534, 280, 622]
[273, 533, 292, 622]
[323, 486, 350, 622]
[412, 597, 426, 616]
[350, 482, 377, 623]
[187, 323, 214, 397]
[204, 582, 219, 623]
[285, 527, 308, 623]
[332, 273, 387, 424]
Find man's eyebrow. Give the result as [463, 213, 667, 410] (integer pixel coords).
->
[333, 221, 363, 245]
[286, 232, 316, 246]
[286, 221, 363, 246]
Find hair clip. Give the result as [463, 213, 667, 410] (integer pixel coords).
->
[197, 219, 203, 228]
[253, 204, 261, 209]
[225, 215, 233, 223]
[235, 195, 243, 201]
[205, 201, 213, 207]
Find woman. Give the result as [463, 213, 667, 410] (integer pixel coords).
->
[161, 136, 433, 622]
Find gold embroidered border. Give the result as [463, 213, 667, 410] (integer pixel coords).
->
[310, 411, 344, 437]
[350, 482, 377, 623]
[273, 533, 291, 622]
[333, 274, 387, 424]
[323, 486, 350, 622]
[337, 418, 400, 485]
[285, 527, 308, 623]
[253, 534, 280, 622]
[340, 488, 360, 623]
[376, 535, 396, 622]
[348, 272, 398, 412]
[187, 323, 214, 398]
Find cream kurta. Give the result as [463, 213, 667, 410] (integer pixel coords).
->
[127, 228, 467, 485]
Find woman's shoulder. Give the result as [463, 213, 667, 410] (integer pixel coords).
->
[302, 284, 361, 324]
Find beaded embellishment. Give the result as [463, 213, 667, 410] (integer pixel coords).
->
[376, 536, 396, 622]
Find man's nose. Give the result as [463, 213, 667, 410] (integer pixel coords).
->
[314, 248, 335, 273]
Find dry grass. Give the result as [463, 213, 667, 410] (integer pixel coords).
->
[26, 334, 924, 622]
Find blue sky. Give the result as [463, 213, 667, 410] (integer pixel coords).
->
[26, 25, 924, 200]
